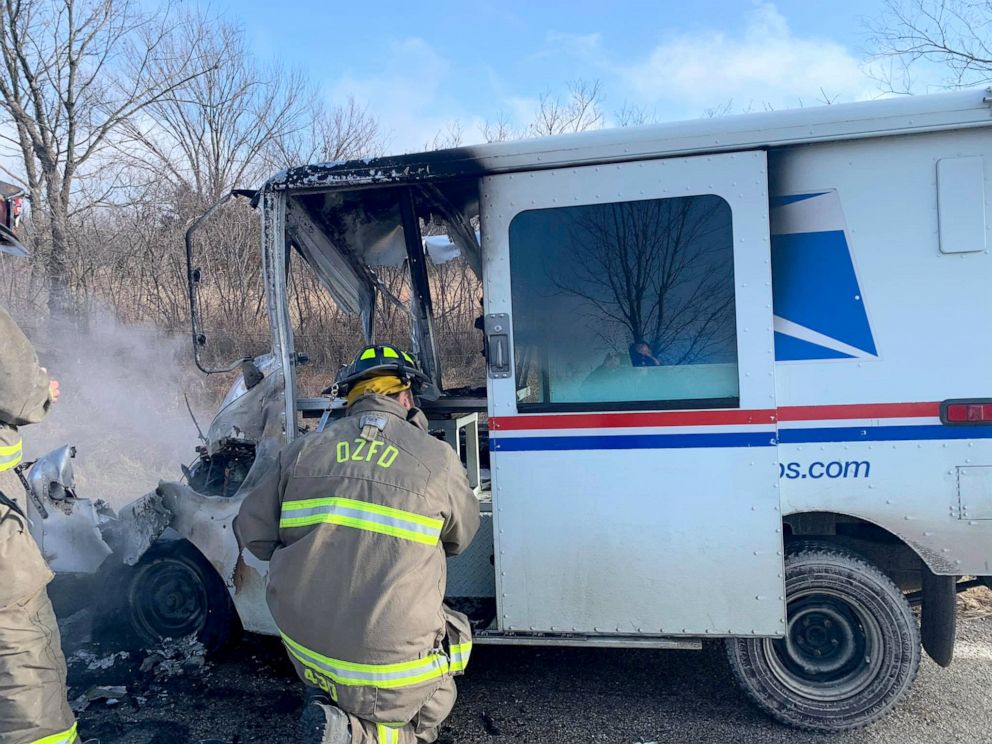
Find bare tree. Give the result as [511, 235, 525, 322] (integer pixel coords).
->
[869, 0, 992, 91]
[0, 0, 214, 315]
[481, 111, 521, 143]
[481, 79, 605, 144]
[552, 196, 736, 364]
[118, 13, 309, 206]
[614, 102, 657, 128]
[311, 98, 384, 162]
[426, 120, 465, 151]
[273, 97, 384, 171]
[528, 79, 604, 136]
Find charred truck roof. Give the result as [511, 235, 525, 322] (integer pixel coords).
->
[265, 88, 992, 196]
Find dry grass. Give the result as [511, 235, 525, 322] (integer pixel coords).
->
[958, 585, 992, 618]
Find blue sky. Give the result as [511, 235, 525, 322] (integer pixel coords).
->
[206, 0, 901, 151]
[201, 0, 904, 152]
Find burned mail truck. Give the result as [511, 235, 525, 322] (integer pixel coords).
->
[56, 89, 992, 732]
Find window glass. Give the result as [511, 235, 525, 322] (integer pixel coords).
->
[509, 195, 738, 411]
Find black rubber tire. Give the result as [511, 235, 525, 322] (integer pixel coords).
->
[95, 540, 237, 653]
[725, 543, 920, 732]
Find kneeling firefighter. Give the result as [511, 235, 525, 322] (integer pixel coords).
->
[236, 345, 481, 743]
[0, 244, 78, 744]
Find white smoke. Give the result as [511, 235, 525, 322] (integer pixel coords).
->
[19, 311, 219, 508]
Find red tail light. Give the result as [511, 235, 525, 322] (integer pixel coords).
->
[941, 399, 992, 425]
[11, 197, 21, 217]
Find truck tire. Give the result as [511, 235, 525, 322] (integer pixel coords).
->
[725, 543, 920, 732]
[95, 540, 237, 654]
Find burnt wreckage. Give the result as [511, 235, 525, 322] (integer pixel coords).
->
[34, 150, 495, 650]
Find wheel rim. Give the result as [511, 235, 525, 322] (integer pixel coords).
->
[763, 589, 885, 702]
[128, 558, 209, 640]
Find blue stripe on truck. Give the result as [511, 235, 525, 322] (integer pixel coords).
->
[779, 424, 992, 444]
[490, 432, 776, 451]
[491, 425, 992, 451]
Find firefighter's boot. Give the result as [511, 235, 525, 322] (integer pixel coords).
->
[298, 699, 351, 744]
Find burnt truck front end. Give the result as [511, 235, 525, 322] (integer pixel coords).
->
[152, 165, 495, 635]
[90, 166, 494, 648]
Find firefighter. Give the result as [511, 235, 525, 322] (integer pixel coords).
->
[236, 344, 480, 744]
[0, 245, 78, 744]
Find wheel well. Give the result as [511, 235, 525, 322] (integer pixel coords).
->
[94, 537, 240, 653]
[783, 512, 923, 592]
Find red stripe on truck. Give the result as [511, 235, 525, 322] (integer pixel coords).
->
[490, 402, 942, 431]
[777, 402, 940, 421]
[489, 409, 776, 431]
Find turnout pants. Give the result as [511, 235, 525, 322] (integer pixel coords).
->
[308, 675, 457, 744]
[0, 471, 77, 744]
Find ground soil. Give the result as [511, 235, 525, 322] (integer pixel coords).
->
[64, 589, 992, 744]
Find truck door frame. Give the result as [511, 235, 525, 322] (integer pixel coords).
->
[481, 151, 786, 638]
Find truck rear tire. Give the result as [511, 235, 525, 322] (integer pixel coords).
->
[725, 543, 920, 732]
[95, 540, 237, 654]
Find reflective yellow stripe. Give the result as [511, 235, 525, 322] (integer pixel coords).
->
[0, 438, 23, 472]
[360, 347, 377, 360]
[449, 641, 473, 673]
[401, 352, 414, 364]
[30, 722, 78, 744]
[0, 440, 22, 455]
[280, 514, 437, 545]
[283, 497, 443, 529]
[376, 723, 400, 743]
[280, 497, 443, 546]
[382, 346, 400, 358]
[281, 632, 450, 689]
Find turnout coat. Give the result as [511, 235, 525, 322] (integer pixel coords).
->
[236, 393, 480, 726]
[0, 304, 54, 609]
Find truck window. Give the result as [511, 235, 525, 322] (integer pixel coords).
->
[508, 194, 739, 411]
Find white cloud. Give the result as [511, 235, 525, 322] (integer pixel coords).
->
[616, 3, 877, 115]
[316, 5, 885, 153]
[617, 3, 876, 116]
[329, 38, 481, 153]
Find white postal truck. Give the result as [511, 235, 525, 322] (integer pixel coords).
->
[85, 89, 992, 733]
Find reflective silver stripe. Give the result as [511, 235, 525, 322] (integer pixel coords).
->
[0, 438, 23, 472]
[284, 503, 439, 538]
[280, 497, 443, 546]
[376, 723, 400, 744]
[449, 642, 472, 672]
[281, 632, 450, 689]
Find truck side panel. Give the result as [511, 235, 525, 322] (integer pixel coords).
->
[770, 128, 992, 575]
